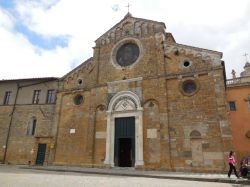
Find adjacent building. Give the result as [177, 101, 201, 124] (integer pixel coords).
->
[0, 78, 58, 165]
[0, 14, 233, 172]
[227, 62, 250, 163]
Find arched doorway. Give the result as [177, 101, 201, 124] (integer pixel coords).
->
[104, 91, 144, 167]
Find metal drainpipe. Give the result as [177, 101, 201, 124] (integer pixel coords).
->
[91, 107, 97, 167]
[95, 46, 101, 85]
[3, 82, 20, 164]
[162, 40, 173, 170]
[51, 81, 63, 164]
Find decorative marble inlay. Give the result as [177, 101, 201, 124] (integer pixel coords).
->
[112, 96, 138, 111]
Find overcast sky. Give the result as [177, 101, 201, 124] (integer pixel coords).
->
[0, 0, 249, 80]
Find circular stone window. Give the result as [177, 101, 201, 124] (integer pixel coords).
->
[116, 43, 140, 67]
[181, 80, 199, 95]
[73, 94, 84, 105]
[78, 79, 83, 85]
[183, 61, 191, 67]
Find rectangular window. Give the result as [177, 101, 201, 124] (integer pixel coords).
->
[3, 91, 11, 105]
[31, 119, 36, 135]
[46, 89, 56, 104]
[27, 118, 36, 136]
[229, 101, 236, 111]
[32, 90, 41, 104]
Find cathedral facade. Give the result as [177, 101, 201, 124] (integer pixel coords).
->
[0, 14, 233, 172]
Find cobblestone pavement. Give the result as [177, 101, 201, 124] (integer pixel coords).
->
[0, 165, 249, 187]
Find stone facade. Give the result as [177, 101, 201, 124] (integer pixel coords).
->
[0, 14, 234, 172]
[0, 78, 58, 164]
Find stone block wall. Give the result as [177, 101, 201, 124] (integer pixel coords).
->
[6, 104, 56, 164]
[53, 91, 91, 165]
[0, 78, 58, 164]
[0, 106, 12, 162]
[165, 71, 231, 172]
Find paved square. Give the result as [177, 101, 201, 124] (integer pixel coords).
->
[0, 166, 248, 187]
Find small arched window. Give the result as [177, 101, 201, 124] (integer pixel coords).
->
[77, 79, 83, 87]
[27, 117, 37, 136]
[190, 130, 201, 139]
[73, 94, 84, 105]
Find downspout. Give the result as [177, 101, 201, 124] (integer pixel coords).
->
[95, 45, 101, 85]
[165, 76, 173, 170]
[91, 108, 97, 167]
[3, 82, 20, 164]
[51, 80, 63, 165]
[221, 61, 227, 89]
[163, 39, 173, 170]
[91, 42, 100, 165]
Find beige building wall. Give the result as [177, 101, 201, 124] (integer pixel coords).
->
[0, 78, 58, 164]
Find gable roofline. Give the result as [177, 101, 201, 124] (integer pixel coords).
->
[95, 13, 166, 42]
[60, 57, 93, 80]
[175, 43, 223, 58]
[166, 32, 176, 43]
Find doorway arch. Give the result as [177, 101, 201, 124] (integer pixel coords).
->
[104, 91, 144, 167]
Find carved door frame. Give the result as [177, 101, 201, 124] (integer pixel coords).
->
[104, 91, 144, 167]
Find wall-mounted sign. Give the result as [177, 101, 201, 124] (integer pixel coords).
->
[70, 129, 76, 134]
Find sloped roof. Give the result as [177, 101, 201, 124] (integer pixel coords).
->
[60, 57, 93, 80]
[174, 43, 223, 57]
[0, 77, 58, 83]
[166, 32, 176, 43]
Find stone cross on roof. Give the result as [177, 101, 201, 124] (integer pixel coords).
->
[231, 69, 236, 79]
[126, 3, 131, 13]
[243, 52, 248, 62]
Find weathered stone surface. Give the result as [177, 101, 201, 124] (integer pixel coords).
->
[147, 129, 157, 139]
[95, 132, 106, 139]
[203, 152, 224, 160]
[0, 14, 233, 172]
[0, 78, 58, 165]
[148, 139, 160, 163]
